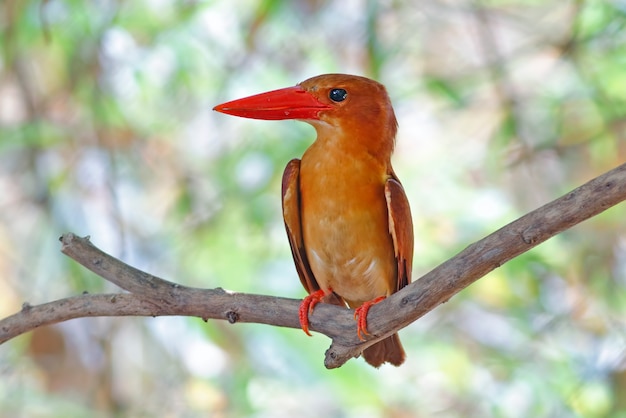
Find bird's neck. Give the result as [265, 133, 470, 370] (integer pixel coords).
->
[302, 133, 392, 182]
[310, 123, 394, 168]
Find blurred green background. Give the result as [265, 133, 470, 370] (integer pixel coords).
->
[1, 0, 625, 416]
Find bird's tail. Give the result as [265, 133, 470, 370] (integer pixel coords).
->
[362, 333, 405, 367]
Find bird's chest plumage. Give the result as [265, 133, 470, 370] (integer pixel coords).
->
[299, 144, 396, 306]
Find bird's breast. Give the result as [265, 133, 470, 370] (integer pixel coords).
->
[299, 144, 396, 306]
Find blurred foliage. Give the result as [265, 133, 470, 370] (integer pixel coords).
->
[1, 0, 625, 417]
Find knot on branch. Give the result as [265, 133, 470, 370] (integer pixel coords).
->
[226, 311, 239, 324]
[521, 228, 539, 244]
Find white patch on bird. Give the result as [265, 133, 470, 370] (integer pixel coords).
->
[363, 259, 378, 278]
[385, 184, 400, 257]
[310, 249, 324, 267]
[339, 257, 378, 281]
[283, 187, 293, 202]
[344, 257, 358, 267]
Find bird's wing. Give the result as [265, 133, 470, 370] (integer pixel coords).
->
[385, 174, 414, 291]
[281, 159, 320, 294]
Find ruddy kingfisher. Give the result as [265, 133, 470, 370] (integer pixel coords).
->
[213, 74, 414, 367]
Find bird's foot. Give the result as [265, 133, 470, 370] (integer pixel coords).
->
[299, 289, 328, 336]
[354, 296, 386, 340]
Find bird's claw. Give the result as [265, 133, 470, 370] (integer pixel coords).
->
[354, 296, 386, 340]
[299, 289, 327, 336]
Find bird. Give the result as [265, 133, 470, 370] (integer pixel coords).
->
[213, 74, 413, 367]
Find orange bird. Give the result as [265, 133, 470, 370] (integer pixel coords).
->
[214, 74, 413, 367]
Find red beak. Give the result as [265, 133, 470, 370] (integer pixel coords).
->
[213, 86, 332, 121]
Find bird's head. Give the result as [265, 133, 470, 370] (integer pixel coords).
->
[214, 74, 398, 157]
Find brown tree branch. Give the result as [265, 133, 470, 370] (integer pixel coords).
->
[1, 162, 625, 368]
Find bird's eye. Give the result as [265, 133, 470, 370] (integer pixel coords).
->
[329, 88, 348, 102]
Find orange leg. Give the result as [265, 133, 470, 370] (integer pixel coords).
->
[299, 289, 329, 336]
[353, 296, 386, 340]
